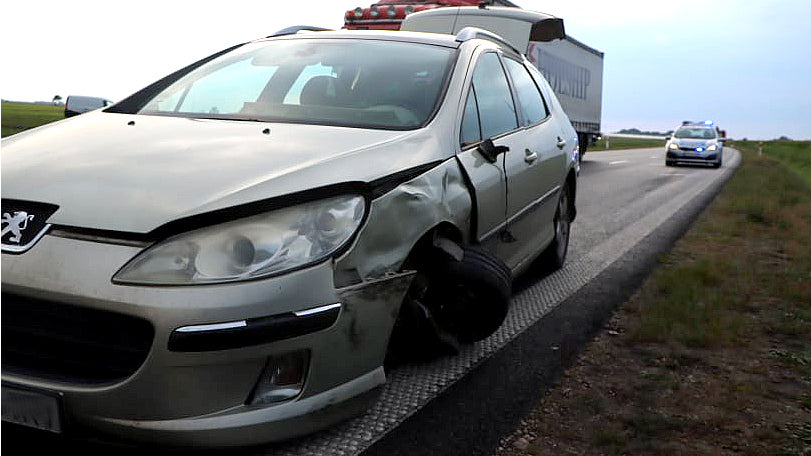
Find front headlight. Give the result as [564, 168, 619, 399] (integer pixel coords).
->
[114, 195, 366, 285]
[668, 143, 679, 150]
[707, 144, 718, 151]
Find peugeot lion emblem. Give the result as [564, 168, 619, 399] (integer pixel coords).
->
[1, 201, 59, 253]
[2, 211, 35, 244]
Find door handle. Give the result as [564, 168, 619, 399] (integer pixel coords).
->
[524, 148, 538, 164]
[556, 137, 567, 149]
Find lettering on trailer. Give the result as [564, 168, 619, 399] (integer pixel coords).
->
[527, 43, 591, 101]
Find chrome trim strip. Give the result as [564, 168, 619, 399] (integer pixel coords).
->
[176, 320, 247, 333]
[479, 185, 561, 242]
[294, 302, 342, 318]
[1, 224, 51, 254]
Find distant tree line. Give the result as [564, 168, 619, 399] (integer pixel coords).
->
[617, 128, 674, 136]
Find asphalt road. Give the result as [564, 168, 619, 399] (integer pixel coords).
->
[2, 147, 740, 455]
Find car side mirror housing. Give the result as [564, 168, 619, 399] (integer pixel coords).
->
[719, 138, 727, 143]
[478, 138, 510, 163]
[665, 136, 671, 141]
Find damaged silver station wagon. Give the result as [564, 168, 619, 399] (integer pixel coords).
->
[1, 23, 578, 447]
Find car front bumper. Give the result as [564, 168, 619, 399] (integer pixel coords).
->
[1, 234, 413, 446]
[667, 149, 721, 165]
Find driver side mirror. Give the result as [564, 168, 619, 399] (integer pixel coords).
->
[719, 138, 728, 143]
[478, 138, 510, 163]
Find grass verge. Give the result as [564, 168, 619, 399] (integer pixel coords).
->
[1, 102, 64, 137]
[591, 136, 666, 151]
[495, 142, 811, 456]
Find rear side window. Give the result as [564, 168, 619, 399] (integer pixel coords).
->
[503, 58, 549, 126]
[470, 53, 518, 139]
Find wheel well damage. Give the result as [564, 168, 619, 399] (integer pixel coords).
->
[333, 159, 472, 288]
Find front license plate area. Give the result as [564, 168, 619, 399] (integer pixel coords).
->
[2, 384, 63, 433]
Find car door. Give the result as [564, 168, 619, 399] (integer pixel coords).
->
[498, 56, 567, 269]
[455, 51, 520, 264]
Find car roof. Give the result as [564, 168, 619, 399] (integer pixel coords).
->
[256, 29, 463, 49]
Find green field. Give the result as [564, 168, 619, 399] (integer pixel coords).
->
[591, 135, 666, 151]
[732, 140, 811, 186]
[1, 102, 65, 137]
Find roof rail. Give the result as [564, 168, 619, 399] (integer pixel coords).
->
[268, 25, 332, 38]
[455, 26, 522, 55]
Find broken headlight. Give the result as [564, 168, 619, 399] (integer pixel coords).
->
[114, 195, 365, 285]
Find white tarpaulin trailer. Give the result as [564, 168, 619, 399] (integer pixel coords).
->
[402, 6, 604, 157]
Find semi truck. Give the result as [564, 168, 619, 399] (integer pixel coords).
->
[343, 2, 604, 159]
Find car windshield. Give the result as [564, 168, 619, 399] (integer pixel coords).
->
[138, 39, 455, 130]
[674, 127, 716, 139]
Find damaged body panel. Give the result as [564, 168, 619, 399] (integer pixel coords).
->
[335, 159, 472, 285]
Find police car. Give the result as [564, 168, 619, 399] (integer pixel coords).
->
[665, 121, 726, 168]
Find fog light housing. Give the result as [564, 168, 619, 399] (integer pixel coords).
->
[249, 350, 309, 405]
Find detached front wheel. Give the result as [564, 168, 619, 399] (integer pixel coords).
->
[428, 246, 511, 343]
[388, 245, 511, 362]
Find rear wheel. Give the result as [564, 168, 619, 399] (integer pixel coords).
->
[540, 182, 572, 271]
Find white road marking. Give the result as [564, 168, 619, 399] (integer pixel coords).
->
[664, 173, 687, 176]
[609, 160, 629, 165]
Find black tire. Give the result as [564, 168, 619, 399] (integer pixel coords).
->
[577, 133, 588, 163]
[426, 245, 511, 343]
[666, 160, 675, 167]
[388, 245, 512, 361]
[540, 182, 572, 271]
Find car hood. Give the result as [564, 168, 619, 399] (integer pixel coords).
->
[1, 112, 445, 233]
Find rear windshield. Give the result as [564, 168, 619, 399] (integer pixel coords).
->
[674, 127, 716, 139]
[138, 39, 455, 130]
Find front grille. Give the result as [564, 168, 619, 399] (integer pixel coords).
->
[679, 146, 697, 151]
[2, 293, 154, 384]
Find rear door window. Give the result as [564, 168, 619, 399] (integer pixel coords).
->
[503, 58, 549, 126]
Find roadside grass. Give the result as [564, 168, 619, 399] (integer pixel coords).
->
[1, 102, 64, 137]
[591, 136, 665, 151]
[735, 140, 811, 187]
[496, 143, 811, 456]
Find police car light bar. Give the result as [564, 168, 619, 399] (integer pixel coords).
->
[681, 120, 714, 126]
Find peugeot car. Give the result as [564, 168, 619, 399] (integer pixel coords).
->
[2, 26, 578, 446]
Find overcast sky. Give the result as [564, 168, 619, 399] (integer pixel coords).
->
[2, 0, 809, 139]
